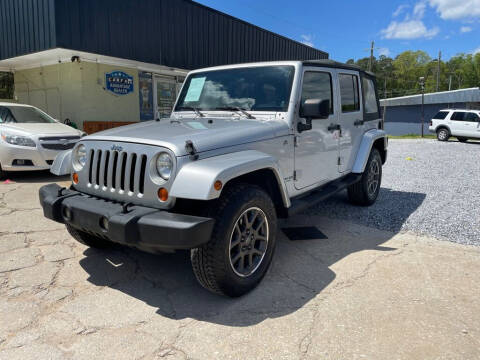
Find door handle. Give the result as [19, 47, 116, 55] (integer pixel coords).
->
[327, 123, 341, 132]
[354, 119, 364, 126]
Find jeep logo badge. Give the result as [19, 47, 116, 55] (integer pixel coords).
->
[111, 145, 123, 152]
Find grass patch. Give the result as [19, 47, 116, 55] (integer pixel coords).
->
[388, 134, 436, 139]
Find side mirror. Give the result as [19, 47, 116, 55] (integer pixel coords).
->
[298, 99, 330, 133]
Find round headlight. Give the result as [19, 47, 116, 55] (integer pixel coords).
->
[156, 152, 173, 180]
[73, 144, 87, 171]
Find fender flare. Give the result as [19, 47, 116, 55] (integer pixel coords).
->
[50, 149, 72, 176]
[352, 129, 387, 173]
[170, 150, 291, 207]
[435, 124, 451, 134]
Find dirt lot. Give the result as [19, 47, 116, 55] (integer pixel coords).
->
[1, 140, 480, 359]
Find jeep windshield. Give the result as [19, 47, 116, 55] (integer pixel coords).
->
[175, 65, 295, 113]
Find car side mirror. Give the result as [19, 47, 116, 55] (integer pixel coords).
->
[298, 99, 330, 133]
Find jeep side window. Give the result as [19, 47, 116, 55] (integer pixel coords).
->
[339, 74, 360, 112]
[301, 71, 333, 114]
[450, 112, 465, 121]
[362, 77, 378, 114]
[465, 112, 480, 121]
[433, 111, 449, 120]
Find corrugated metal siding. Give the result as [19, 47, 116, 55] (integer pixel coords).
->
[54, 0, 328, 69]
[0, 0, 56, 60]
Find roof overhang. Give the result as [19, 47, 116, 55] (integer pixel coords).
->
[380, 88, 480, 107]
[0, 48, 188, 76]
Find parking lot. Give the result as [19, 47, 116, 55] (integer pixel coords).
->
[1, 139, 480, 359]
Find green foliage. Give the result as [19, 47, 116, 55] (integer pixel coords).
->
[349, 51, 480, 99]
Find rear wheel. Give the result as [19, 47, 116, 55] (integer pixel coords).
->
[437, 128, 450, 141]
[66, 224, 112, 249]
[191, 184, 277, 297]
[348, 148, 382, 206]
[457, 137, 468, 143]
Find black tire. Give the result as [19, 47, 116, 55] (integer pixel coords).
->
[457, 137, 468, 143]
[347, 148, 382, 206]
[436, 128, 450, 141]
[191, 184, 277, 297]
[66, 224, 112, 249]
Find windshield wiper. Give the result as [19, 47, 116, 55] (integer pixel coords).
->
[214, 106, 256, 119]
[176, 106, 205, 117]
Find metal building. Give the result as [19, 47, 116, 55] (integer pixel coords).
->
[0, 0, 328, 131]
[380, 88, 480, 135]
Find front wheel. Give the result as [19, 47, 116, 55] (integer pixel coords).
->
[191, 184, 277, 297]
[347, 148, 382, 206]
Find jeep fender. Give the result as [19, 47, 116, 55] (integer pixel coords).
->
[352, 129, 387, 173]
[170, 150, 290, 207]
[50, 150, 72, 176]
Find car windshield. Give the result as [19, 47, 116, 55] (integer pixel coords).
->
[0, 106, 56, 124]
[175, 65, 295, 112]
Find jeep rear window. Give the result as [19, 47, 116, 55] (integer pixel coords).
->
[433, 111, 449, 120]
[175, 66, 295, 112]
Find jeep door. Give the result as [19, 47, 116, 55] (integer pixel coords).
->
[336, 71, 364, 173]
[294, 68, 340, 190]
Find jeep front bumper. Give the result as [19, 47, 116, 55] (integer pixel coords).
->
[39, 184, 215, 252]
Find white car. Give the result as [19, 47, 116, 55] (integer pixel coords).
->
[0, 102, 85, 179]
[429, 109, 480, 142]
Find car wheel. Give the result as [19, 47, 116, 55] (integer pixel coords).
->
[191, 184, 277, 297]
[457, 137, 468, 143]
[347, 148, 382, 206]
[436, 128, 450, 141]
[66, 224, 113, 249]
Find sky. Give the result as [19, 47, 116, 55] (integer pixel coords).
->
[195, 0, 480, 62]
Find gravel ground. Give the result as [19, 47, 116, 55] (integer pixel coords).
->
[308, 138, 480, 246]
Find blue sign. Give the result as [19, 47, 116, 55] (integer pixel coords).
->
[105, 71, 134, 95]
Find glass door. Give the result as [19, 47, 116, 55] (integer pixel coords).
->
[154, 75, 177, 119]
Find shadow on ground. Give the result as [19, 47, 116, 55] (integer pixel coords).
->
[1, 170, 69, 183]
[79, 188, 426, 326]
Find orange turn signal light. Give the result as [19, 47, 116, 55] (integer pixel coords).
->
[158, 188, 168, 202]
[72, 172, 79, 184]
[214, 180, 223, 191]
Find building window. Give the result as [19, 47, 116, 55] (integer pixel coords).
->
[339, 74, 360, 112]
[0, 72, 14, 99]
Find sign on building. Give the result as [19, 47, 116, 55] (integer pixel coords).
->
[105, 71, 134, 95]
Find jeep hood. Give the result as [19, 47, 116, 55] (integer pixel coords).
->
[85, 118, 290, 156]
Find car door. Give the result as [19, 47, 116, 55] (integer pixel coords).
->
[449, 111, 466, 136]
[463, 112, 480, 137]
[336, 71, 363, 173]
[294, 68, 340, 190]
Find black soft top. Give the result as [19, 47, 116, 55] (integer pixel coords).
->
[302, 59, 376, 77]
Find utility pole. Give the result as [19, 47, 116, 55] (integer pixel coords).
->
[368, 41, 374, 72]
[419, 77, 425, 138]
[436, 50, 441, 92]
[448, 74, 452, 91]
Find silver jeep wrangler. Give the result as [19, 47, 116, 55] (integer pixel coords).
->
[39, 60, 387, 297]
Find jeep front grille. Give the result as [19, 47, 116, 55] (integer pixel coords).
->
[88, 149, 148, 195]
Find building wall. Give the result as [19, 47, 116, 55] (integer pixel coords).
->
[384, 102, 467, 135]
[14, 62, 140, 129]
[0, 0, 56, 60]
